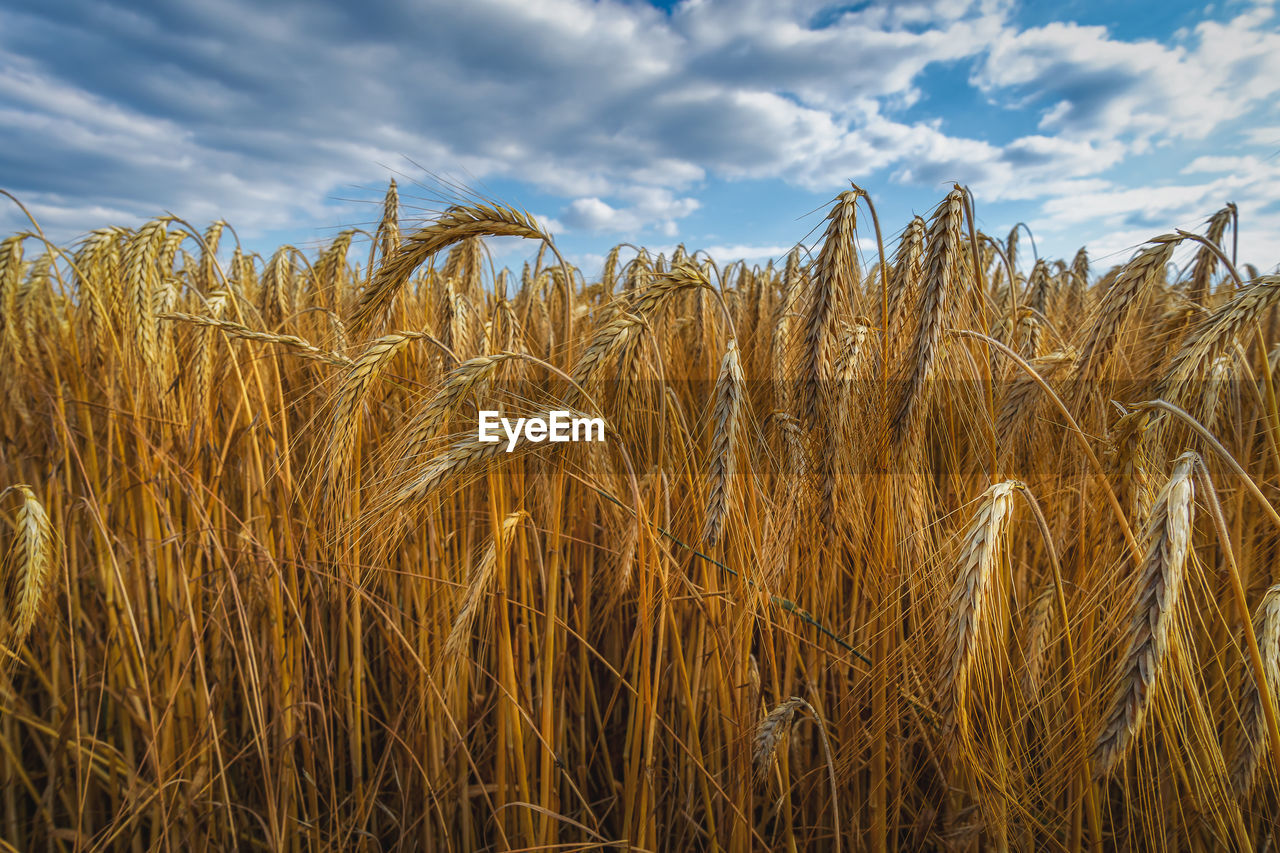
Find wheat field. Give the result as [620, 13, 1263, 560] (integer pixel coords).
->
[0, 182, 1278, 850]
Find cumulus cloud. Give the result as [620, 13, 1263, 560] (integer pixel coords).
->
[1034, 153, 1280, 265]
[700, 243, 796, 261]
[561, 189, 700, 236]
[973, 4, 1280, 147]
[0, 0, 1277, 260]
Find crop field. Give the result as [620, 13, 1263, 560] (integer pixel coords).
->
[0, 182, 1277, 850]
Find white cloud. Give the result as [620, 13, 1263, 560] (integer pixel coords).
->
[0, 0, 1277, 264]
[700, 243, 796, 261]
[1033, 154, 1280, 266]
[1241, 125, 1280, 146]
[973, 3, 1280, 148]
[560, 189, 700, 236]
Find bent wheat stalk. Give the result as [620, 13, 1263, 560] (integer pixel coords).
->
[352, 203, 555, 335]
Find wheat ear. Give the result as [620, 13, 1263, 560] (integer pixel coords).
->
[1021, 583, 1056, 699]
[754, 696, 842, 853]
[1161, 276, 1280, 405]
[0, 236, 24, 357]
[702, 338, 743, 547]
[398, 353, 514, 469]
[444, 511, 526, 686]
[3, 485, 54, 649]
[1093, 451, 1197, 779]
[1231, 584, 1280, 797]
[893, 186, 964, 444]
[327, 332, 436, 490]
[160, 312, 353, 367]
[800, 189, 859, 429]
[943, 480, 1019, 733]
[1188, 205, 1234, 303]
[1074, 235, 1179, 384]
[352, 203, 553, 335]
[392, 409, 592, 510]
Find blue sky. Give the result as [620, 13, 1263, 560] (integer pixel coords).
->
[2, 0, 1279, 277]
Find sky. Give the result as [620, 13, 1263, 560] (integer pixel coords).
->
[2, 0, 1279, 278]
